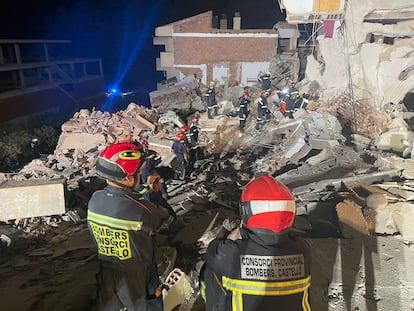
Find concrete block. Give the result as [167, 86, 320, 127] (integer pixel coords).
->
[0, 178, 66, 221]
[391, 202, 414, 244]
[307, 236, 414, 311]
[57, 132, 106, 153]
[162, 268, 192, 311]
[336, 200, 370, 237]
[373, 205, 398, 235]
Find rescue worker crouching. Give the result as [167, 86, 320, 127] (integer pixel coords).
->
[135, 139, 177, 219]
[138, 139, 169, 201]
[201, 173, 312, 311]
[87, 142, 172, 311]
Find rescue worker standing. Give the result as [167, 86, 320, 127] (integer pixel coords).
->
[201, 173, 312, 311]
[257, 69, 272, 91]
[204, 81, 218, 119]
[238, 89, 250, 133]
[171, 132, 188, 180]
[189, 118, 200, 165]
[255, 90, 272, 131]
[281, 79, 300, 119]
[87, 142, 170, 311]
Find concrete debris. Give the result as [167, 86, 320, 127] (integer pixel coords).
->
[162, 268, 192, 311]
[336, 199, 370, 238]
[149, 76, 204, 113]
[390, 202, 414, 245]
[0, 178, 66, 222]
[0, 234, 11, 247]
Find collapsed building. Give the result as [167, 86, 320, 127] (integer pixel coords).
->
[0, 0, 414, 310]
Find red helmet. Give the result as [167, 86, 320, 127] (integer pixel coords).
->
[240, 174, 295, 233]
[180, 125, 189, 132]
[96, 142, 142, 181]
[175, 133, 186, 141]
[141, 140, 149, 148]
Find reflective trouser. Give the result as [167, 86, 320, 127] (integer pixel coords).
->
[96, 261, 162, 311]
[174, 154, 186, 180]
[208, 105, 218, 119]
[222, 275, 311, 311]
[256, 115, 269, 131]
[189, 146, 199, 164]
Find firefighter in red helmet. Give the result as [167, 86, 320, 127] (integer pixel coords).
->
[87, 142, 170, 311]
[201, 173, 312, 311]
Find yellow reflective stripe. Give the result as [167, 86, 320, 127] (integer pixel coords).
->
[233, 291, 243, 311]
[222, 276, 311, 296]
[302, 287, 311, 311]
[137, 185, 149, 194]
[88, 210, 142, 231]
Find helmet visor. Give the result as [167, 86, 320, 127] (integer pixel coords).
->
[249, 200, 295, 214]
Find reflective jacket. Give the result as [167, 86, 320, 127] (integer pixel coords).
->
[205, 87, 217, 107]
[87, 185, 168, 266]
[87, 185, 169, 310]
[189, 124, 199, 148]
[141, 149, 162, 182]
[258, 73, 271, 91]
[238, 97, 250, 117]
[257, 96, 271, 118]
[202, 228, 311, 311]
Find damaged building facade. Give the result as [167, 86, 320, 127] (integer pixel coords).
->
[153, 11, 277, 87]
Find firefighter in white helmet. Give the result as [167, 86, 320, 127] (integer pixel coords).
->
[201, 173, 312, 311]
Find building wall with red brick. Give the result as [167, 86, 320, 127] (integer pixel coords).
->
[155, 10, 277, 86]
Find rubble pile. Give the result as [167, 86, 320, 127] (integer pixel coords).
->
[0, 77, 414, 310]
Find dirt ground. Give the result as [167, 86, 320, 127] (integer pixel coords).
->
[0, 194, 239, 311]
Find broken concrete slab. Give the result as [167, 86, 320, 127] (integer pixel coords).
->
[0, 178, 66, 221]
[56, 132, 106, 153]
[336, 199, 370, 238]
[391, 202, 414, 244]
[375, 127, 414, 154]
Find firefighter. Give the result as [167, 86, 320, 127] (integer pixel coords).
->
[139, 140, 169, 199]
[87, 142, 172, 311]
[281, 79, 300, 119]
[204, 81, 218, 119]
[255, 90, 272, 131]
[188, 118, 200, 165]
[179, 124, 195, 166]
[180, 125, 191, 146]
[201, 173, 312, 311]
[238, 89, 250, 133]
[257, 69, 272, 91]
[171, 132, 188, 180]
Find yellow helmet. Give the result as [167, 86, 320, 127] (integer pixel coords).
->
[209, 81, 215, 87]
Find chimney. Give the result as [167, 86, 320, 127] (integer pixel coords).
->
[212, 15, 219, 29]
[233, 12, 241, 30]
[219, 14, 227, 29]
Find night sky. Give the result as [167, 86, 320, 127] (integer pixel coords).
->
[1, 0, 284, 106]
